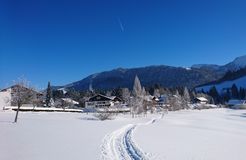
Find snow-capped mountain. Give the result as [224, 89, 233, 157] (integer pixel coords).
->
[58, 55, 246, 91]
[196, 67, 246, 93]
[223, 55, 246, 71]
[192, 55, 246, 72]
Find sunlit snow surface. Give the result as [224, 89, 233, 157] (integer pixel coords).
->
[134, 109, 246, 160]
[1, 109, 246, 160]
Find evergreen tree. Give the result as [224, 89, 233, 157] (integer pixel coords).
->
[244, 89, 246, 100]
[131, 75, 144, 117]
[133, 75, 142, 97]
[208, 86, 220, 104]
[221, 88, 230, 103]
[201, 89, 205, 94]
[226, 88, 231, 100]
[66, 88, 81, 101]
[239, 87, 246, 100]
[183, 87, 190, 103]
[231, 84, 239, 99]
[111, 88, 122, 98]
[45, 81, 52, 107]
[183, 87, 191, 109]
[52, 90, 64, 100]
[190, 91, 197, 103]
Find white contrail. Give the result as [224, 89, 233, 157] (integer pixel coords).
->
[117, 18, 124, 32]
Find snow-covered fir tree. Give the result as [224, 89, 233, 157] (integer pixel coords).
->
[45, 81, 53, 107]
[131, 75, 144, 117]
[183, 87, 191, 109]
[133, 75, 142, 97]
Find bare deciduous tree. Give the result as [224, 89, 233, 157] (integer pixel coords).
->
[169, 90, 183, 111]
[12, 78, 36, 123]
[93, 107, 113, 121]
[31, 89, 43, 111]
[121, 88, 131, 104]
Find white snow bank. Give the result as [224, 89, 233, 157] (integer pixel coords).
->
[3, 106, 83, 112]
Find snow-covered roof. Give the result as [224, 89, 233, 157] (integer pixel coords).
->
[109, 96, 116, 100]
[58, 88, 67, 94]
[61, 98, 79, 105]
[173, 95, 179, 98]
[154, 97, 159, 101]
[0, 85, 43, 94]
[196, 97, 208, 102]
[143, 95, 153, 102]
[185, 67, 191, 70]
[88, 94, 122, 102]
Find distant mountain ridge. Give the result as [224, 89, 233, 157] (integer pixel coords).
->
[191, 55, 246, 72]
[59, 55, 246, 91]
[63, 65, 220, 91]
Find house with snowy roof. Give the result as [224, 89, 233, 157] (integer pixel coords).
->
[52, 98, 80, 109]
[194, 97, 208, 104]
[152, 95, 169, 108]
[85, 94, 122, 109]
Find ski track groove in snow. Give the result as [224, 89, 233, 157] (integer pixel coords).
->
[101, 117, 160, 160]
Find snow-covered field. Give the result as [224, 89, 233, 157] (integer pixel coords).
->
[134, 109, 246, 160]
[1, 109, 246, 160]
[0, 110, 153, 160]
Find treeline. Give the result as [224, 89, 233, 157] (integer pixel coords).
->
[52, 81, 197, 107]
[199, 83, 246, 104]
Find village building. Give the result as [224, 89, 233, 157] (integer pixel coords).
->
[85, 94, 122, 109]
[0, 85, 43, 108]
[54, 98, 79, 108]
[152, 95, 169, 108]
[194, 97, 208, 104]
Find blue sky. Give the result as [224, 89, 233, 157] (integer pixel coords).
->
[0, 0, 246, 89]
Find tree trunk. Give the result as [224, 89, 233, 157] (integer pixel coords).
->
[14, 103, 21, 123]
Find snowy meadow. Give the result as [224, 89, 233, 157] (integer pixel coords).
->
[1, 109, 246, 160]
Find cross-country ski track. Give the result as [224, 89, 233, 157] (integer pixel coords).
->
[101, 117, 160, 160]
